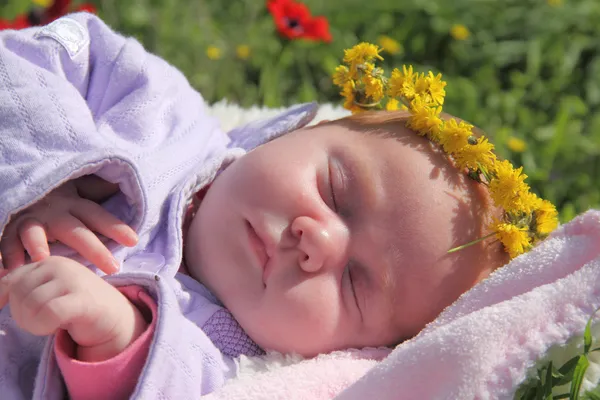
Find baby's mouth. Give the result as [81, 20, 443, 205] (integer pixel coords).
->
[245, 220, 270, 285]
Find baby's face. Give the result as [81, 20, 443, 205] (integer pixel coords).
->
[185, 121, 496, 356]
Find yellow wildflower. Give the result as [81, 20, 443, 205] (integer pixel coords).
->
[488, 160, 529, 213]
[388, 66, 416, 98]
[343, 97, 364, 114]
[343, 43, 383, 66]
[206, 46, 222, 60]
[414, 73, 430, 100]
[439, 119, 473, 154]
[363, 76, 384, 102]
[377, 35, 403, 55]
[519, 191, 543, 214]
[360, 64, 384, 102]
[333, 65, 352, 87]
[450, 24, 470, 41]
[507, 136, 527, 153]
[386, 98, 400, 111]
[491, 219, 531, 258]
[340, 81, 364, 113]
[535, 199, 559, 235]
[425, 72, 447, 105]
[402, 65, 417, 82]
[454, 137, 496, 171]
[33, 0, 53, 6]
[407, 98, 442, 138]
[236, 45, 251, 60]
[340, 80, 356, 101]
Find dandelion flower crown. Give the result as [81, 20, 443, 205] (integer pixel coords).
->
[332, 42, 559, 259]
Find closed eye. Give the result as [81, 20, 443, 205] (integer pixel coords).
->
[329, 159, 339, 212]
[348, 264, 362, 318]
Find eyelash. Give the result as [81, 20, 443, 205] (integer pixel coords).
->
[329, 160, 341, 213]
[347, 264, 360, 309]
[328, 160, 359, 310]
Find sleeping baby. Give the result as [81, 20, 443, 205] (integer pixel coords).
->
[0, 13, 556, 399]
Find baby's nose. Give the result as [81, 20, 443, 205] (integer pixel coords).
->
[291, 215, 349, 273]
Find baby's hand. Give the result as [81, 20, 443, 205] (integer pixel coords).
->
[0, 256, 148, 361]
[0, 179, 138, 274]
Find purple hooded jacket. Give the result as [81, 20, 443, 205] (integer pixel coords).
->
[0, 13, 318, 399]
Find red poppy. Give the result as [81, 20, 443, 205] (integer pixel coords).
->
[0, 0, 97, 31]
[0, 15, 30, 31]
[267, 0, 332, 43]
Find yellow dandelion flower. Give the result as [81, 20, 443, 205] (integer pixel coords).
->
[399, 80, 418, 101]
[386, 98, 400, 111]
[340, 80, 356, 101]
[535, 199, 559, 235]
[507, 136, 527, 153]
[388, 68, 405, 98]
[425, 71, 447, 105]
[454, 137, 496, 171]
[388, 66, 416, 98]
[33, 0, 53, 6]
[343, 43, 383, 66]
[488, 160, 530, 213]
[363, 76, 384, 102]
[408, 98, 443, 138]
[206, 46, 222, 60]
[333, 65, 352, 87]
[343, 96, 365, 114]
[519, 191, 543, 214]
[414, 73, 430, 99]
[450, 24, 470, 41]
[360, 64, 384, 102]
[439, 119, 473, 154]
[402, 65, 416, 82]
[377, 35, 403, 55]
[340, 81, 364, 113]
[490, 219, 531, 258]
[236, 45, 251, 60]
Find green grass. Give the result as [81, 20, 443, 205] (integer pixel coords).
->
[2, 0, 599, 220]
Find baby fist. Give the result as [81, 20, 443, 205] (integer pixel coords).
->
[0, 256, 144, 360]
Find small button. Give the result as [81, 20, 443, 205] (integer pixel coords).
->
[123, 253, 166, 274]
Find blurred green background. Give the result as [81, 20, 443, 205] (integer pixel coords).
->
[2, 0, 599, 221]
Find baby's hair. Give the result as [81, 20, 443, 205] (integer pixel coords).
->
[339, 109, 486, 138]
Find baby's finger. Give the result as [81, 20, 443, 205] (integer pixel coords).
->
[5, 262, 53, 305]
[0, 229, 25, 270]
[0, 269, 11, 309]
[31, 293, 85, 335]
[0, 262, 39, 309]
[18, 218, 50, 262]
[71, 202, 138, 247]
[16, 281, 78, 336]
[50, 215, 118, 275]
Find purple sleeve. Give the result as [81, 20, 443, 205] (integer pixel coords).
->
[0, 13, 229, 255]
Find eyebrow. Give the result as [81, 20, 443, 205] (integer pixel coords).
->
[335, 147, 379, 214]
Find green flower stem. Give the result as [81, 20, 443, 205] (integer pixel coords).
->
[447, 232, 496, 254]
[353, 99, 382, 108]
[398, 96, 412, 109]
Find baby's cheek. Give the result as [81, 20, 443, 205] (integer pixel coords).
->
[260, 280, 346, 354]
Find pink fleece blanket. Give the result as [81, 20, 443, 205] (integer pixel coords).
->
[206, 209, 600, 399]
